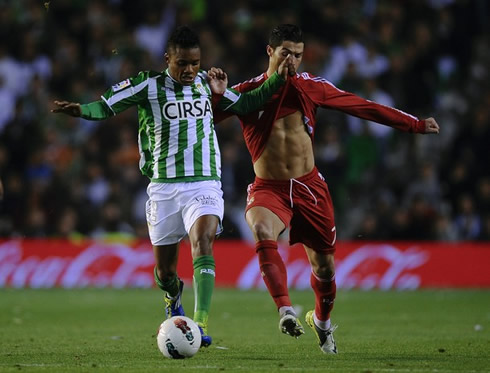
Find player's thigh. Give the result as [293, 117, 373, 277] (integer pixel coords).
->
[146, 182, 186, 246]
[290, 177, 337, 250]
[245, 186, 290, 240]
[245, 206, 286, 241]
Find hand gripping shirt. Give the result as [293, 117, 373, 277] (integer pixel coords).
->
[214, 72, 427, 162]
[80, 70, 285, 182]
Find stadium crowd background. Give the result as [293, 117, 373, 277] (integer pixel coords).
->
[0, 0, 489, 242]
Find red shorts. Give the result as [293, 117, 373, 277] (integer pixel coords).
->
[246, 167, 336, 253]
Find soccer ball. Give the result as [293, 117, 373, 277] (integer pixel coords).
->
[157, 316, 201, 359]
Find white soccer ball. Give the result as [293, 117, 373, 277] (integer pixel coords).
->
[157, 316, 201, 359]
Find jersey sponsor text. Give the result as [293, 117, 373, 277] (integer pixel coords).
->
[162, 99, 212, 120]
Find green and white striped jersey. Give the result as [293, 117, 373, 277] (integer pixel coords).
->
[80, 69, 284, 183]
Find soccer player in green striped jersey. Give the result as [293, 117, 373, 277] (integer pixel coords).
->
[52, 25, 295, 348]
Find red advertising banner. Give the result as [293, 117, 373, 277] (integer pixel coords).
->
[0, 239, 489, 289]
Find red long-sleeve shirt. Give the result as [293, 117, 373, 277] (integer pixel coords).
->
[214, 72, 426, 162]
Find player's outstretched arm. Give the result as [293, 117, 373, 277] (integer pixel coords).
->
[313, 79, 441, 134]
[51, 99, 114, 120]
[51, 100, 81, 117]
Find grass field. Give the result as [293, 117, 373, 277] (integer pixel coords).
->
[0, 288, 488, 372]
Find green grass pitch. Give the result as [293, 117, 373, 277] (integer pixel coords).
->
[0, 288, 488, 372]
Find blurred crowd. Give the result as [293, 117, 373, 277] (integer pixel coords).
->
[0, 0, 489, 242]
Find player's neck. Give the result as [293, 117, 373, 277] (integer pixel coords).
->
[266, 66, 276, 79]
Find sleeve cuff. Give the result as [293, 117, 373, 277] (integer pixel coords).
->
[414, 120, 426, 133]
[211, 93, 224, 108]
[80, 104, 90, 119]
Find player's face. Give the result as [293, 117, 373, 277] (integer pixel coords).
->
[268, 41, 304, 73]
[165, 46, 201, 85]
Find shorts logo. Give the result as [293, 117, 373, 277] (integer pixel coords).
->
[195, 195, 218, 206]
[112, 79, 131, 92]
[146, 200, 158, 224]
[247, 196, 254, 206]
[330, 226, 337, 246]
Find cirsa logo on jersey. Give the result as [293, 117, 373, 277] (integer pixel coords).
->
[162, 99, 212, 120]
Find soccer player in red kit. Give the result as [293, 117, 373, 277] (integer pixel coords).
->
[214, 24, 440, 354]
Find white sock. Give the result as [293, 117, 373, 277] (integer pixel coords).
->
[279, 306, 296, 317]
[313, 313, 331, 330]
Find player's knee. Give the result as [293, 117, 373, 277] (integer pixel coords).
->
[190, 233, 214, 257]
[312, 263, 335, 280]
[252, 222, 275, 241]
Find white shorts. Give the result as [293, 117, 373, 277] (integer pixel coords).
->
[145, 180, 224, 246]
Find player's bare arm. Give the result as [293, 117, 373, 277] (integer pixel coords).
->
[51, 100, 82, 117]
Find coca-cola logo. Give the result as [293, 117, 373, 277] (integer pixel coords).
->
[0, 241, 155, 288]
[4, 240, 485, 289]
[335, 244, 429, 290]
[237, 243, 429, 290]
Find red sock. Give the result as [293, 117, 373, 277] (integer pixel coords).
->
[256, 240, 291, 309]
[311, 271, 336, 321]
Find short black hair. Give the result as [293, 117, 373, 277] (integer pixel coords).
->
[269, 24, 303, 48]
[167, 25, 200, 53]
